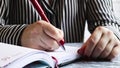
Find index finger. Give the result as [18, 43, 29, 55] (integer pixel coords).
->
[84, 27, 102, 57]
[37, 20, 64, 44]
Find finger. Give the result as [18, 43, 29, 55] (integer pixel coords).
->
[30, 37, 49, 50]
[38, 20, 64, 42]
[100, 40, 114, 58]
[91, 33, 110, 58]
[108, 45, 120, 60]
[84, 27, 102, 57]
[40, 32, 59, 51]
[77, 43, 87, 55]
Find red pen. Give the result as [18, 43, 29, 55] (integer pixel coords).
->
[30, 0, 65, 50]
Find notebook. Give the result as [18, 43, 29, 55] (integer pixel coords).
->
[0, 43, 82, 68]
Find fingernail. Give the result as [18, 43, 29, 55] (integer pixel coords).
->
[77, 49, 83, 55]
[77, 45, 86, 55]
[59, 39, 65, 45]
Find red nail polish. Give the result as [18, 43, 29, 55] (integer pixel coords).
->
[77, 49, 80, 54]
[77, 49, 83, 55]
[59, 39, 65, 46]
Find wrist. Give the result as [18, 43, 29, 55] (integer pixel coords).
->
[18, 25, 28, 46]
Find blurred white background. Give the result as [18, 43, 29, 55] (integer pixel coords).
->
[84, 0, 120, 42]
[113, 0, 120, 19]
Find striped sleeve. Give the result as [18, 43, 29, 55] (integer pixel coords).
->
[0, 25, 27, 45]
[0, 0, 27, 45]
[86, 0, 120, 39]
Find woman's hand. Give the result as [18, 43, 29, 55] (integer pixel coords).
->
[21, 20, 64, 51]
[78, 26, 120, 60]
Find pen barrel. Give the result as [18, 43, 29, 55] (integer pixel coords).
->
[30, 0, 65, 50]
[30, 0, 50, 22]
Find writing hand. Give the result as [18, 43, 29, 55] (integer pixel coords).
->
[21, 20, 64, 51]
[78, 26, 120, 60]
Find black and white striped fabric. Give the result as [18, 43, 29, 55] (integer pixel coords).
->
[0, 0, 120, 45]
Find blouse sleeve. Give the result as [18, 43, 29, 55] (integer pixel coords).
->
[0, 0, 27, 45]
[86, 0, 120, 40]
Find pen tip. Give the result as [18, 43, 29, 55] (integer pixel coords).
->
[59, 40, 65, 51]
[62, 46, 66, 51]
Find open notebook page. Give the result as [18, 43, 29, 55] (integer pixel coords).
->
[0, 43, 54, 68]
[47, 44, 81, 65]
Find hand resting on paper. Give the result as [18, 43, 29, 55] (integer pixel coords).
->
[78, 26, 120, 60]
[21, 20, 64, 51]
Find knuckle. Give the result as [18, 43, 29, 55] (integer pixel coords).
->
[89, 37, 97, 46]
[96, 46, 104, 52]
[96, 26, 103, 31]
[36, 21, 43, 26]
[53, 31, 58, 36]
[106, 30, 113, 36]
